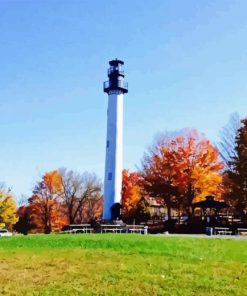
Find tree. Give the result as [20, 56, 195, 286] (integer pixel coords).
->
[141, 136, 183, 219]
[218, 112, 240, 170]
[141, 130, 223, 218]
[226, 118, 247, 215]
[59, 168, 102, 224]
[28, 170, 66, 233]
[177, 136, 224, 210]
[15, 205, 35, 235]
[121, 169, 141, 220]
[0, 185, 18, 230]
[135, 198, 151, 223]
[86, 192, 103, 221]
[83, 174, 102, 222]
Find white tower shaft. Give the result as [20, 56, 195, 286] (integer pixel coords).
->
[103, 92, 123, 220]
[103, 59, 128, 220]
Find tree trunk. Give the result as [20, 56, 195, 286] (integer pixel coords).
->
[44, 224, 51, 234]
[167, 205, 172, 220]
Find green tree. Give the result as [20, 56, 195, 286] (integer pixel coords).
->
[218, 112, 240, 170]
[15, 205, 35, 235]
[226, 118, 247, 215]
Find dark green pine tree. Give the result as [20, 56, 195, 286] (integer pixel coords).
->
[228, 118, 247, 215]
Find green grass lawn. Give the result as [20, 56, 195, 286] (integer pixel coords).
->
[0, 234, 247, 296]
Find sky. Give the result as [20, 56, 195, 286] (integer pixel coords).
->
[0, 0, 247, 201]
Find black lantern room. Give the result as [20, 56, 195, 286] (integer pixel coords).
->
[103, 59, 128, 94]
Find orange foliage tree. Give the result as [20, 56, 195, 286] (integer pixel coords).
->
[29, 170, 67, 233]
[121, 169, 142, 220]
[142, 130, 224, 218]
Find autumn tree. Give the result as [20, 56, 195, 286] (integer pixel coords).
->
[121, 169, 142, 220]
[28, 170, 66, 233]
[59, 168, 102, 224]
[225, 118, 247, 215]
[142, 136, 183, 219]
[141, 130, 223, 218]
[176, 135, 224, 210]
[0, 185, 18, 230]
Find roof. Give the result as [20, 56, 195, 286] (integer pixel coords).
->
[192, 195, 229, 209]
[142, 196, 164, 207]
[109, 59, 124, 66]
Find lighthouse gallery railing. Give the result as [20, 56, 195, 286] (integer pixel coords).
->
[103, 80, 128, 90]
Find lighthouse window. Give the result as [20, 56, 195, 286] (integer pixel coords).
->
[108, 172, 112, 180]
[107, 140, 109, 148]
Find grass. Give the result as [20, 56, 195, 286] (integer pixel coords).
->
[0, 234, 247, 295]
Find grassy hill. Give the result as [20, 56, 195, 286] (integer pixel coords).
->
[0, 234, 247, 295]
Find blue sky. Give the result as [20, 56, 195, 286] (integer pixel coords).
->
[0, 0, 247, 200]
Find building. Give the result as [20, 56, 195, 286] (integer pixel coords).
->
[140, 196, 166, 219]
[103, 59, 128, 220]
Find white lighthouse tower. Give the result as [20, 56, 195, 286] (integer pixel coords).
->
[103, 59, 128, 220]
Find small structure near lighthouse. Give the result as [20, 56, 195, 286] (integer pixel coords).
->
[103, 59, 128, 220]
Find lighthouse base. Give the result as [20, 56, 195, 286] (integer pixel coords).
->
[110, 203, 122, 221]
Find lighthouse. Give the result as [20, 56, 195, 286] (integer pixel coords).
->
[103, 59, 128, 220]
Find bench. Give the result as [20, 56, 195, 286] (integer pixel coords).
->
[63, 228, 94, 234]
[128, 228, 143, 234]
[126, 225, 148, 234]
[237, 228, 247, 236]
[62, 224, 94, 234]
[217, 230, 232, 236]
[100, 225, 126, 233]
[214, 227, 231, 235]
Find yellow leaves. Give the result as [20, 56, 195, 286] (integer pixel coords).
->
[0, 190, 18, 229]
[142, 131, 224, 207]
[192, 167, 223, 202]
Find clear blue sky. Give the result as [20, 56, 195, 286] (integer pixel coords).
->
[0, 0, 247, 200]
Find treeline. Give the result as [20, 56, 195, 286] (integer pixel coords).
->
[1, 114, 247, 233]
[122, 115, 247, 222]
[122, 129, 224, 222]
[15, 169, 103, 234]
